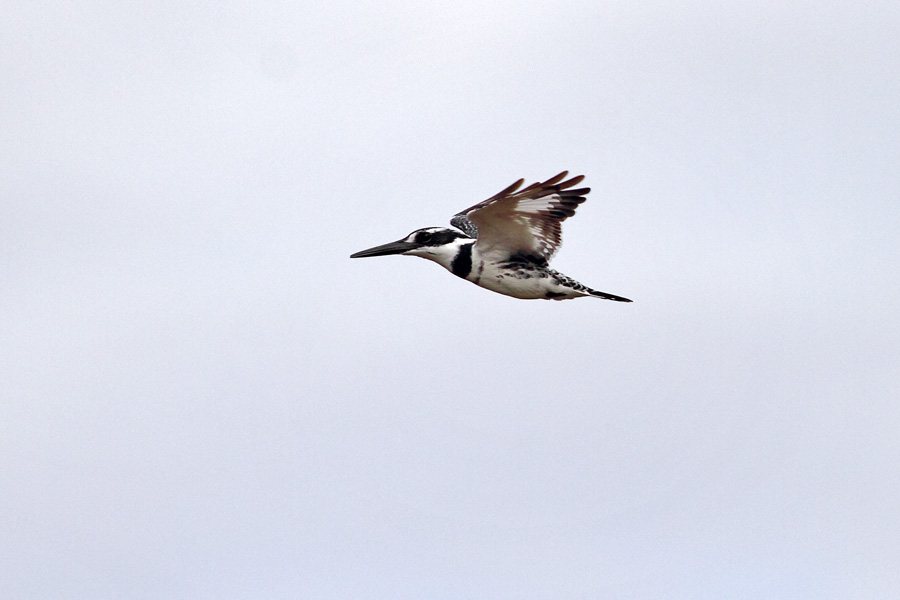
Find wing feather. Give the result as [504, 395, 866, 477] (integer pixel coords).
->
[452, 172, 590, 263]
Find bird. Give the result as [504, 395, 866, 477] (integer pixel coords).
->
[350, 171, 632, 302]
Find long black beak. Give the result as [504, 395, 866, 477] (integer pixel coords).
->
[350, 239, 419, 258]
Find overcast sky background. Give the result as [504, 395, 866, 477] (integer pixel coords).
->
[3, 1, 899, 598]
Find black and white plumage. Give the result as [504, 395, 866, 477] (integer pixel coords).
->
[350, 172, 631, 302]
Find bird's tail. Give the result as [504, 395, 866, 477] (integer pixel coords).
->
[588, 289, 632, 302]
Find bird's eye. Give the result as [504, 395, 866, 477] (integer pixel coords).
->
[417, 231, 433, 244]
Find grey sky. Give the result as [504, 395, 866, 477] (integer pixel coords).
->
[3, 1, 899, 598]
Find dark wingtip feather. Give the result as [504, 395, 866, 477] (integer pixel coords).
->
[557, 174, 585, 189]
[563, 186, 590, 197]
[542, 171, 569, 187]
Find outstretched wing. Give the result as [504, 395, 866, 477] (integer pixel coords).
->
[451, 171, 589, 264]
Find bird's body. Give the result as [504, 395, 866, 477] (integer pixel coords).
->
[350, 172, 631, 302]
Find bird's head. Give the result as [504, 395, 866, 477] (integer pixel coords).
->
[350, 227, 471, 265]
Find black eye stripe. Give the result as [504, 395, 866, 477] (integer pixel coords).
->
[411, 228, 464, 246]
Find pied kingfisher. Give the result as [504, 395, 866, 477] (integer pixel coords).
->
[350, 172, 632, 302]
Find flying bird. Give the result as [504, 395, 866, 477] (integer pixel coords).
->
[350, 172, 632, 302]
